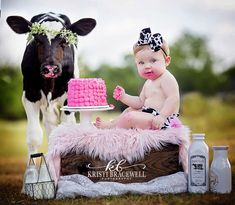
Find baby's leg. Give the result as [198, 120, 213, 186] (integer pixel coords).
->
[116, 111, 154, 129]
[95, 107, 137, 129]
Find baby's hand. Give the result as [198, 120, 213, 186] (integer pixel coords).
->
[151, 115, 166, 130]
[113, 85, 125, 101]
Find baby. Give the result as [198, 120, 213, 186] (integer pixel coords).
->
[96, 28, 181, 130]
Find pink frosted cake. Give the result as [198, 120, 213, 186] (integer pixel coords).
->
[67, 78, 108, 107]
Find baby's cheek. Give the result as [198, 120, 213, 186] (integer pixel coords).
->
[138, 70, 147, 79]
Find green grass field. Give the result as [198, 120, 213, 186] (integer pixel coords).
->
[0, 93, 235, 205]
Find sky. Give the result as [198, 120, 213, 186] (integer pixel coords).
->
[0, 0, 235, 71]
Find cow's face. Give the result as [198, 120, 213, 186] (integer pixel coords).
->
[32, 32, 69, 78]
[6, 13, 96, 79]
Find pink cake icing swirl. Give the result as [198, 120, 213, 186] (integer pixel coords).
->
[67, 78, 108, 107]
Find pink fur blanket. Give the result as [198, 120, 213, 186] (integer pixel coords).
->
[47, 123, 190, 185]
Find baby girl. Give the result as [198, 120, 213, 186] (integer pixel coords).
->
[96, 28, 181, 130]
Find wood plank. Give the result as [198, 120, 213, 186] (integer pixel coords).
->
[60, 143, 183, 183]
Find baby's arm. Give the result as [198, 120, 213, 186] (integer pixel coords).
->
[113, 85, 145, 109]
[152, 73, 179, 129]
[159, 73, 180, 117]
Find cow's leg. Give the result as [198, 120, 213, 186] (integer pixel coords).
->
[60, 99, 76, 123]
[22, 92, 43, 157]
[60, 109, 76, 123]
[40, 92, 59, 139]
[59, 93, 76, 124]
[41, 106, 59, 138]
[41, 92, 76, 140]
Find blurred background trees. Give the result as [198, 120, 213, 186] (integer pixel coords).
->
[170, 32, 221, 95]
[0, 31, 234, 119]
[0, 65, 25, 119]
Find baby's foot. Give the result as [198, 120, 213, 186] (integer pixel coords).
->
[95, 117, 111, 129]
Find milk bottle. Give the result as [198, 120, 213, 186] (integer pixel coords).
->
[210, 146, 231, 193]
[38, 161, 55, 199]
[188, 133, 209, 193]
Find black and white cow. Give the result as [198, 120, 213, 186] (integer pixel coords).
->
[7, 12, 96, 156]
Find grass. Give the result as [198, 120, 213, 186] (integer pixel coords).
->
[0, 93, 235, 204]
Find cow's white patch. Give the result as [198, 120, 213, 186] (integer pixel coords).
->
[58, 92, 76, 123]
[22, 92, 43, 156]
[38, 12, 66, 25]
[40, 91, 60, 137]
[40, 91, 75, 139]
[73, 45, 80, 78]
[41, 21, 63, 44]
[38, 12, 65, 44]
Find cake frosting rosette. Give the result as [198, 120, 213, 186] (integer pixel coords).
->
[67, 78, 108, 107]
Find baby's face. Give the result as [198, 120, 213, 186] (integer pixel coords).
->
[135, 46, 168, 80]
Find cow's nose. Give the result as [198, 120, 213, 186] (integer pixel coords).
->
[41, 65, 57, 73]
[40, 64, 62, 78]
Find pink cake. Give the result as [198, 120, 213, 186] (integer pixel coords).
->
[67, 78, 108, 107]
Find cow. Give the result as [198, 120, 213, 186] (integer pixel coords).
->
[6, 12, 96, 157]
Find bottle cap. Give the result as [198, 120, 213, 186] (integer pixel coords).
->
[212, 145, 228, 150]
[192, 133, 205, 140]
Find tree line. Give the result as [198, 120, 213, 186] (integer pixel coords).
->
[0, 32, 234, 119]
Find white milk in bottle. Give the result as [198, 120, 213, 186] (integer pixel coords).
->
[188, 133, 209, 193]
[38, 161, 55, 199]
[210, 146, 231, 193]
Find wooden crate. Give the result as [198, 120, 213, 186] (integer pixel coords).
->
[60, 143, 183, 183]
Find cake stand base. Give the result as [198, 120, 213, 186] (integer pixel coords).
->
[61, 105, 114, 129]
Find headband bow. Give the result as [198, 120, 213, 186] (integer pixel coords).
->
[137, 28, 167, 56]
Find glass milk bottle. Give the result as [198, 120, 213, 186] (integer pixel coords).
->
[38, 161, 54, 199]
[210, 146, 231, 193]
[24, 164, 38, 184]
[188, 133, 209, 193]
[38, 163, 51, 182]
[24, 164, 38, 197]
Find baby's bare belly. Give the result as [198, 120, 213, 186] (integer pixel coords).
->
[144, 97, 165, 111]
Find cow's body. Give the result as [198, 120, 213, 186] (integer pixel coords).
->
[7, 12, 96, 156]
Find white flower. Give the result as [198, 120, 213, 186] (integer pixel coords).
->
[27, 22, 78, 45]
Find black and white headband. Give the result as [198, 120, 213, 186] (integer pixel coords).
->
[137, 27, 168, 56]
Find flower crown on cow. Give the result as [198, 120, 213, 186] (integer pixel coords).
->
[27, 22, 78, 45]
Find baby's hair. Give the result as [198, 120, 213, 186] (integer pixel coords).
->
[133, 38, 170, 56]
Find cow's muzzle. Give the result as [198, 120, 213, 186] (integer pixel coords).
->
[40, 65, 62, 78]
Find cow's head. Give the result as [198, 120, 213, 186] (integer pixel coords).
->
[7, 12, 96, 78]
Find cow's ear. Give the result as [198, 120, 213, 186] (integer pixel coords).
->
[69, 18, 96, 36]
[6, 16, 32, 34]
